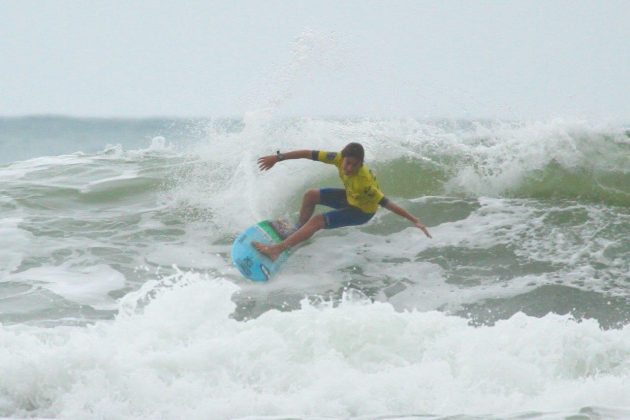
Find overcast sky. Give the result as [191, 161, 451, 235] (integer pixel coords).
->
[1, 1, 629, 120]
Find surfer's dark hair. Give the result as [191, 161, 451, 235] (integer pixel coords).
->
[341, 142, 365, 163]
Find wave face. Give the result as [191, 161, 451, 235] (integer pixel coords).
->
[1, 116, 629, 418]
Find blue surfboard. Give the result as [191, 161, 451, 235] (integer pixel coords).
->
[231, 219, 297, 281]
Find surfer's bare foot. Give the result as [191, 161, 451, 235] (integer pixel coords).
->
[252, 241, 282, 261]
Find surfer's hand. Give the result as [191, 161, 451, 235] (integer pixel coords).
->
[258, 155, 277, 171]
[415, 221, 432, 238]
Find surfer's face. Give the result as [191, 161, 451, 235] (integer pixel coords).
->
[342, 156, 362, 175]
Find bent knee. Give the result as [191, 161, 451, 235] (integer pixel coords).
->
[309, 213, 326, 229]
[304, 188, 320, 203]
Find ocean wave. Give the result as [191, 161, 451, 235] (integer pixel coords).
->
[3, 118, 628, 207]
[362, 119, 630, 206]
[1, 274, 630, 419]
[159, 118, 630, 217]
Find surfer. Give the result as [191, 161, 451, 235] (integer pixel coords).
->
[253, 143, 432, 261]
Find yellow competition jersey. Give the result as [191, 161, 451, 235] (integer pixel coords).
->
[314, 150, 385, 213]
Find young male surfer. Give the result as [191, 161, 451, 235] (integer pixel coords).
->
[253, 142, 432, 261]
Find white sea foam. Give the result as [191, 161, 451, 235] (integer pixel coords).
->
[8, 264, 125, 310]
[0, 153, 89, 182]
[78, 170, 140, 194]
[145, 244, 226, 270]
[1, 273, 629, 419]
[0, 218, 32, 278]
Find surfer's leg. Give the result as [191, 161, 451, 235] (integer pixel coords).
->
[254, 214, 326, 261]
[298, 189, 321, 227]
[283, 214, 326, 248]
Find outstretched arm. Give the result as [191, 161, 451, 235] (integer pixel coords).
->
[258, 150, 313, 171]
[383, 200, 432, 238]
